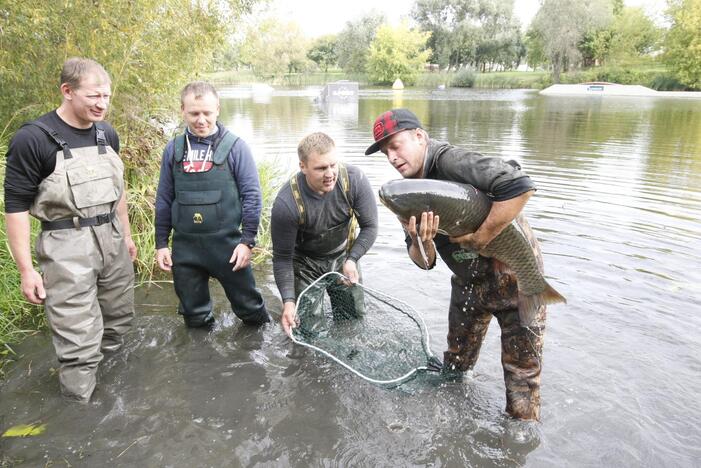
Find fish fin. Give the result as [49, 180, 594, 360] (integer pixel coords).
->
[517, 281, 566, 326]
[543, 281, 567, 305]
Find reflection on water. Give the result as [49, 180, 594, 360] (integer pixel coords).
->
[2, 88, 700, 467]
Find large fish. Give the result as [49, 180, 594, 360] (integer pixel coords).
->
[379, 178, 566, 324]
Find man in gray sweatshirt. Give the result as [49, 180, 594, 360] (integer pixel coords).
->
[271, 132, 378, 335]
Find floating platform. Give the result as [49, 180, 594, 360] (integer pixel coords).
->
[540, 82, 701, 99]
[318, 80, 358, 102]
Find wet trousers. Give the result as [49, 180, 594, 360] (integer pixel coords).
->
[172, 237, 269, 327]
[443, 268, 546, 421]
[36, 224, 134, 401]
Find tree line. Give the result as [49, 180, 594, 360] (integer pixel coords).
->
[221, 0, 700, 89]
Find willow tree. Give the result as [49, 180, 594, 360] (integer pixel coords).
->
[335, 11, 386, 74]
[531, 0, 613, 82]
[412, 0, 522, 71]
[239, 18, 309, 77]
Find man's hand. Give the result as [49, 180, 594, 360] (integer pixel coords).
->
[229, 243, 252, 271]
[449, 231, 491, 252]
[20, 269, 46, 304]
[448, 191, 534, 253]
[124, 235, 138, 261]
[401, 211, 439, 269]
[342, 259, 359, 285]
[402, 211, 440, 246]
[281, 301, 297, 337]
[156, 247, 172, 272]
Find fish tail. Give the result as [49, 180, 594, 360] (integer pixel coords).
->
[517, 281, 567, 326]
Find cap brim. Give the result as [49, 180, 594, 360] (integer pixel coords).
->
[364, 141, 382, 155]
[364, 131, 400, 155]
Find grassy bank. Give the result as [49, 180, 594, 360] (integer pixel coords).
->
[0, 128, 283, 375]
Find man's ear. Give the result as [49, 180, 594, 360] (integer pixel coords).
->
[60, 83, 73, 100]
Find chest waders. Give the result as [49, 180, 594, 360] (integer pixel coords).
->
[170, 132, 268, 328]
[289, 165, 364, 319]
[28, 121, 135, 402]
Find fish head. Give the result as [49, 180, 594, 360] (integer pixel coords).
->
[378, 179, 431, 221]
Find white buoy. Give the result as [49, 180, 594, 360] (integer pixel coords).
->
[392, 78, 404, 90]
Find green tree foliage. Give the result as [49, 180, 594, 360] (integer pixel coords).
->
[609, 7, 660, 60]
[524, 28, 548, 69]
[335, 11, 386, 73]
[412, 0, 523, 71]
[0, 0, 253, 130]
[307, 35, 338, 72]
[366, 23, 431, 85]
[580, 6, 660, 66]
[664, 0, 701, 89]
[240, 18, 310, 77]
[531, 0, 614, 82]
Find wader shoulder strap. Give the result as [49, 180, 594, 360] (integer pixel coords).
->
[24, 121, 73, 159]
[289, 172, 305, 225]
[212, 132, 238, 165]
[338, 163, 352, 209]
[173, 134, 186, 163]
[94, 122, 107, 155]
[338, 164, 358, 255]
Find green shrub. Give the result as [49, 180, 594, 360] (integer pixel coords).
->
[451, 69, 476, 88]
[647, 74, 689, 91]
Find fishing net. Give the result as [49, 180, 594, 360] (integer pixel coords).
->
[291, 272, 443, 386]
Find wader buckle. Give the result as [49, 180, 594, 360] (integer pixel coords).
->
[95, 213, 111, 225]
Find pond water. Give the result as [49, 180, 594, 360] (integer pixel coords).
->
[1, 87, 700, 467]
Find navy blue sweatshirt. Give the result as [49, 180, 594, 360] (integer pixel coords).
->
[154, 123, 262, 249]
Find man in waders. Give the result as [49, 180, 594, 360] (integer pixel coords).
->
[366, 108, 546, 421]
[272, 132, 378, 336]
[4, 58, 137, 403]
[155, 82, 269, 328]
[270, 132, 377, 335]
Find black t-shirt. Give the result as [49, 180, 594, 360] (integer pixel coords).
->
[3, 110, 120, 213]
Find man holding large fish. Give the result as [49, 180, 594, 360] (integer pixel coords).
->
[367, 108, 565, 421]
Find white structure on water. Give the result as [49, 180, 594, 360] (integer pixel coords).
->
[540, 83, 701, 99]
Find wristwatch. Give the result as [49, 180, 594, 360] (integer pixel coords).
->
[244, 240, 256, 249]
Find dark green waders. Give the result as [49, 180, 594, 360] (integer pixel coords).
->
[170, 133, 269, 327]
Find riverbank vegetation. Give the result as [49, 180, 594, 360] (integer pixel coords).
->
[214, 0, 699, 91]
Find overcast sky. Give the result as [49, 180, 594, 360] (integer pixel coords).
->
[266, 0, 667, 38]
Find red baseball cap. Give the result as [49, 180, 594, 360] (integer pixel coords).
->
[365, 108, 423, 155]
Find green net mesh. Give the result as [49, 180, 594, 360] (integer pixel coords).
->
[292, 272, 443, 386]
